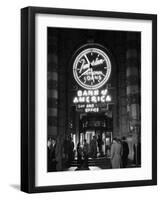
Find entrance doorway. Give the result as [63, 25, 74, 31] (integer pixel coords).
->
[71, 113, 113, 158]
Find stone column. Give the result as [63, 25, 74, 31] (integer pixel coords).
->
[48, 31, 63, 170]
[48, 31, 58, 139]
[126, 32, 141, 163]
[56, 35, 68, 171]
[115, 32, 128, 137]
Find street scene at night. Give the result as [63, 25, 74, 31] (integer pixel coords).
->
[47, 27, 141, 172]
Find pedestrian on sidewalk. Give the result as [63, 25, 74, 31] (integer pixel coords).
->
[77, 142, 83, 169]
[110, 138, 122, 169]
[97, 135, 103, 157]
[82, 139, 89, 169]
[121, 137, 129, 168]
[90, 136, 97, 158]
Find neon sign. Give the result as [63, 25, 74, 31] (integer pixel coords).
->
[73, 46, 111, 90]
[73, 89, 111, 113]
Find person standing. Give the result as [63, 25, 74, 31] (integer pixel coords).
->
[82, 139, 89, 169]
[121, 137, 129, 168]
[97, 135, 103, 157]
[67, 136, 74, 166]
[47, 138, 52, 171]
[133, 141, 141, 166]
[63, 138, 68, 162]
[50, 139, 57, 171]
[90, 136, 97, 158]
[110, 138, 122, 169]
[77, 142, 83, 169]
[70, 138, 75, 162]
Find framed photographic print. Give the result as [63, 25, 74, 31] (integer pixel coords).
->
[21, 6, 157, 193]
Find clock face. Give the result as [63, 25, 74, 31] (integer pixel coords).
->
[73, 47, 111, 89]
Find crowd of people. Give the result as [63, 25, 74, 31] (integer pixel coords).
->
[110, 136, 141, 168]
[76, 136, 130, 169]
[76, 136, 105, 170]
[47, 135, 140, 172]
[110, 137, 129, 169]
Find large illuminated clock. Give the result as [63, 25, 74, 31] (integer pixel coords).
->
[73, 44, 111, 90]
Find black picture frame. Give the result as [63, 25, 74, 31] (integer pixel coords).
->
[21, 6, 157, 193]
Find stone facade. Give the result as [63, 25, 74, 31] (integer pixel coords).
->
[47, 28, 141, 169]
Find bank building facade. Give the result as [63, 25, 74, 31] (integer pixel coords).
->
[47, 27, 141, 171]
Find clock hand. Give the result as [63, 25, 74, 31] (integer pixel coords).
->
[84, 54, 90, 64]
[78, 68, 90, 78]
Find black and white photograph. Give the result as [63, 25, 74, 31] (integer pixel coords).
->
[20, 7, 157, 193]
[47, 28, 141, 172]
[0, 0, 160, 198]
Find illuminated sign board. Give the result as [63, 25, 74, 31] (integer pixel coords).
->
[73, 45, 111, 90]
[72, 44, 112, 113]
[73, 89, 111, 113]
